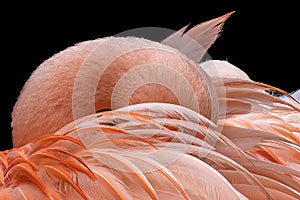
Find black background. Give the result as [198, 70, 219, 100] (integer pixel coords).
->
[1, 2, 299, 150]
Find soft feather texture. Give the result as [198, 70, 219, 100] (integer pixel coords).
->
[11, 37, 218, 148]
[12, 11, 234, 148]
[200, 60, 300, 199]
[2, 106, 249, 199]
[3, 101, 300, 199]
[1, 11, 299, 200]
[162, 12, 235, 63]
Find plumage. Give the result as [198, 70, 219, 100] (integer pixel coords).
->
[161, 12, 235, 63]
[1, 11, 299, 199]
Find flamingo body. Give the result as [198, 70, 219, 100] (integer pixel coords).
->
[0, 12, 299, 199]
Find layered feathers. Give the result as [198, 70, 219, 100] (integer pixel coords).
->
[1, 12, 299, 199]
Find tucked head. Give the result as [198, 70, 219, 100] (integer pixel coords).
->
[11, 12, 234, 147]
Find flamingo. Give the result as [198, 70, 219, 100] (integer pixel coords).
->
[1, 12, 299, 199]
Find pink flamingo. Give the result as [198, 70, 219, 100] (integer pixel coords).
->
[1, 12, 299, 199]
